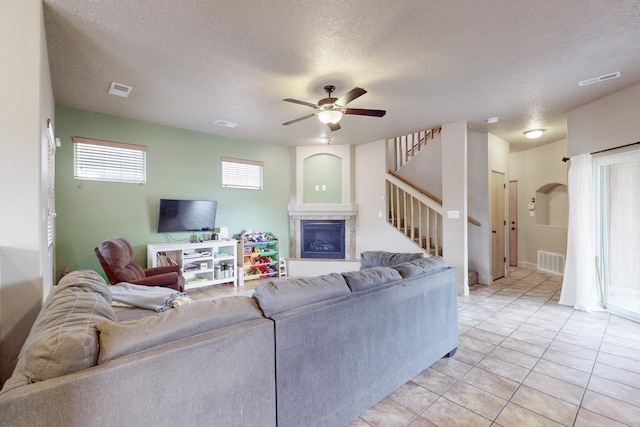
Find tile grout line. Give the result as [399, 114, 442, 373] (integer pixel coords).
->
[573, 314, 639, 427]
[569, 316, 606, 427]
[486, 273, 573, 425]
[438, 270, 556, 425]
[354, 268, 639, 427]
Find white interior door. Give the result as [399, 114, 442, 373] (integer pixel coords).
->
[509, 180, 518, 267]
[491, 171, 506, 280]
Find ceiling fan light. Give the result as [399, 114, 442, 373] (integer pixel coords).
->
[317, 110, 343, 124]
[524, 129, 545, 139]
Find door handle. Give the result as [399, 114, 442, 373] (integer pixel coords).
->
[492, 230, 497, 234]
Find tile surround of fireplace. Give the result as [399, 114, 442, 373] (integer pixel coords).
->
[289, 211, 356, 261]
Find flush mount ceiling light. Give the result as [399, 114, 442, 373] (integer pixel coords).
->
[524, 129, 545, 139]
[317, 109, 343, 125]
[486, 117, 499, 124]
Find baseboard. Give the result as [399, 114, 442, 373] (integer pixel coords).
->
[518, 261, 536, 270]
[478, 274, 491, 285]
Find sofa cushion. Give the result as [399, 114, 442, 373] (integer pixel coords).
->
[342, 267, 402, 292]
[393, 256, 448, 278]
[97, 296, 263, 363]
[1, 270, 116, 393]
[252, 273, 350, 317]
[360, 251, 425, 269]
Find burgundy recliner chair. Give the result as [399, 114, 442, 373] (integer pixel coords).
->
[94, 237, 185, 292]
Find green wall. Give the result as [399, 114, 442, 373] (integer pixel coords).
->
[54, 106, 290, 276]
[302, 153, 342, 203]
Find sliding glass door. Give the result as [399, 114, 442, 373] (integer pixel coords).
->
[595, 148, 640, 321]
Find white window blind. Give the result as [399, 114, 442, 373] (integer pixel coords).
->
[73, 137, 147, 184]
[221, 157, 263, 190]
[46, 119, 56, 248]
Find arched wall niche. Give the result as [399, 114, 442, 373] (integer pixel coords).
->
[535, 182, 568, 226]
[303, 153, 342, 204]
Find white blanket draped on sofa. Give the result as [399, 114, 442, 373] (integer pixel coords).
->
[110, 282, 192, 312]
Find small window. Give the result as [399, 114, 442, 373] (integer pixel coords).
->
[221, 157, 263, 190]
[46, 119, 56, 248]
[73, 137, 147, 184]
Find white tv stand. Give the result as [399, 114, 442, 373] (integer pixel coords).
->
[147, 240, 237, 289]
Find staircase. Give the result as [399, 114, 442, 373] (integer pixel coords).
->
[393, 127, 441, 170]
[386, 128, 481, 268]
[386, 170, 444, 255]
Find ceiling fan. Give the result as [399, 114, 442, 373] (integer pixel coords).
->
[282, 85, 386, 131]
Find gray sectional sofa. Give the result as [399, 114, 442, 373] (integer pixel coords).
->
[0, 270, 276, 427]
[0, 253, 458, 427]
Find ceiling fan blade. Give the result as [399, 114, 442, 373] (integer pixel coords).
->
[283, 98, 319, 109]
[344, 108, 386, 117]
[335, 87, 367, 107]
[327, 122, 341, 131]
[283, 113, 316, 126]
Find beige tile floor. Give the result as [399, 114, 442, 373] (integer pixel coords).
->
[190, 268, 640, 427]
[349, 267, 640, 427]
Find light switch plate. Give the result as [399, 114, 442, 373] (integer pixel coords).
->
[447, 210, 460, 219]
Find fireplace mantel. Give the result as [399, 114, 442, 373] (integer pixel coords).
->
[287, 203, 358, 217]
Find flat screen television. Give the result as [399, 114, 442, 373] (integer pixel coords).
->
[157, 199, 217, 233]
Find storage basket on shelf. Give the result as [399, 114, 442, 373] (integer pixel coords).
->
[236, 230, 280, 282]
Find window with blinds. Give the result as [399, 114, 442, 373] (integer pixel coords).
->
[46, 119, 56, 248]
[221, 157, 263, 190]
[73, 137, 147, 184]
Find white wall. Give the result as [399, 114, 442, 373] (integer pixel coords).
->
[488, 133, 510, 279]
[468, 131, 491, 284]
[568, 83, 640, 157]
[395, 134, 443, 199]
[0, 0, 55, 384]
[355, 139, 423, 254]
[442, 121, 468, 295]
[509, 139, 568, 270]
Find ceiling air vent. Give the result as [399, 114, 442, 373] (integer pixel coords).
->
[578, 71, 621, 87]
[214, 120, 239, 128]
[108, 82, 133, 97]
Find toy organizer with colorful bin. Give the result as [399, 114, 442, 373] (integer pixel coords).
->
[236, 230, 280, 282]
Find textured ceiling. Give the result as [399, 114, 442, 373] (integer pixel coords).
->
[43, 0, 640, 150]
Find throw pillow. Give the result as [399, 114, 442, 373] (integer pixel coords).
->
[342, 267, 402, 292]
[393, 256, 448, 278]
[360, 251, 425, 269]
[252, 273, 351, 317]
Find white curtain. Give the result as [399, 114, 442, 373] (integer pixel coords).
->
[559, 153, 603, 311]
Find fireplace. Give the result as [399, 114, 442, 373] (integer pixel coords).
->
[301, 220, 345, 259]
[288, 210, 356, 261]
